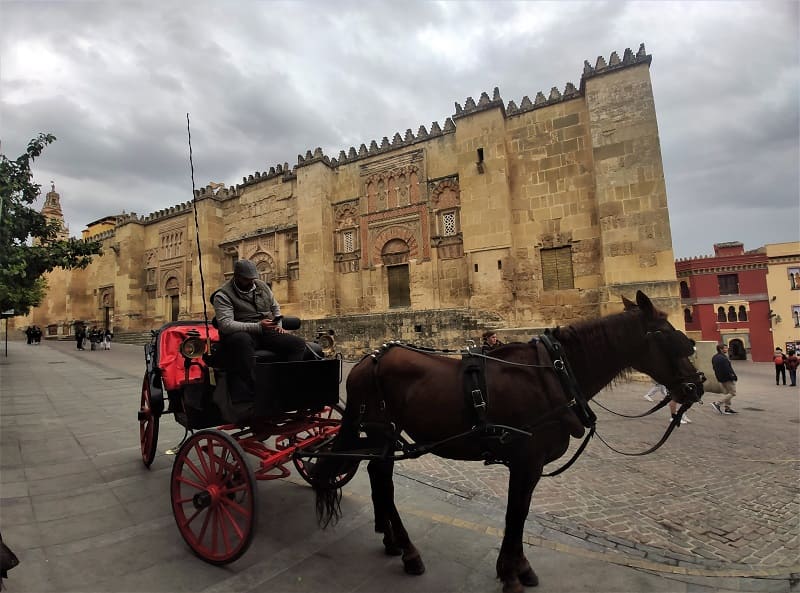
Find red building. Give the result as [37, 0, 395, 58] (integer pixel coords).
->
[676, 242, 772, 362]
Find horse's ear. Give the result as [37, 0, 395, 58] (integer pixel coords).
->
[635, 290, 656, 317]
[622, 295, 637, 310]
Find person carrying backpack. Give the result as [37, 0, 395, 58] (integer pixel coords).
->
[774, 347, 787, 386]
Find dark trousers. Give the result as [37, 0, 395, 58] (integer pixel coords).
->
[789, 369, 797, 386]
[76, 337, 84, 350]
[776, 366, 786, 385]
[220, 331, 308, 400]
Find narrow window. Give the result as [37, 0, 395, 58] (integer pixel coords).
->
[541, 246, 574, 291]
[684, 308, 693, 323]
[474, 263, 479, 273]
[718, 274, 739, 295]
[497, 260, 502, 270]
[343, 230, 354, 253]
[727, 306, 736, 322]
[737, 306, 748, 321]
[717, 307, 726, 322]
[477, 148, 484, 162]
[442, 211, 456, 237]
[680, 281, 690, 298]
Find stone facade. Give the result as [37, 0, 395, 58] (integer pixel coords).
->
[18, 44, 683, 355]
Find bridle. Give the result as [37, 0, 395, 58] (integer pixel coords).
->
[644, 327, 706, 404]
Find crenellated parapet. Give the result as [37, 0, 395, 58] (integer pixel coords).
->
[453, 87, 505, 119]
[141, 200, 196, 223]
[579, 43, 651, 92]
[238, 162, 296, 189]
[503, 81, 581, 117]
[193, 182, 240, 200]
[294, 117, 456, 171]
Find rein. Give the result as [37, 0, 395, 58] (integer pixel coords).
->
[592, 393, 672, 418]
[594, 402, 691, 456]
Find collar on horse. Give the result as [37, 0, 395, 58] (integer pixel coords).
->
[536, 333, 596, 429]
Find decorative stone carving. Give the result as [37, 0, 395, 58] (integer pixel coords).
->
[430, 178, 460, 209]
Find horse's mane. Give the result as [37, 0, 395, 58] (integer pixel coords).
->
[550, 308, 644, 388]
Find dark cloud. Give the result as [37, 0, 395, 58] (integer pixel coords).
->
[1, 1, 797, 258]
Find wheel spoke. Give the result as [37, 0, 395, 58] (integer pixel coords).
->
[176, 474, 206, 492]
[219, 501, 246, 541]
[195, 440, 213, 476]
[181, 457, 208, 484]
[180, 505, 205, 530]
[211, 508, 219, 554]
[220, 495, 250, 519]
[197, 504, 213, 544]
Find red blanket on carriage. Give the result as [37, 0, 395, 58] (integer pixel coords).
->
[157, 324, 219, 391]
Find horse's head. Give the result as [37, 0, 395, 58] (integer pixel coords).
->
[622, 291, 705, 405]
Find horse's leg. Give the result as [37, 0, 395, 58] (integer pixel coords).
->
[367, 458, 425, 575]
[367, 459, 401, 555]
[496, 460, 543, 593]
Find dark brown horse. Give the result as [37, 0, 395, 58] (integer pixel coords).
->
[311, 291, 704, 593]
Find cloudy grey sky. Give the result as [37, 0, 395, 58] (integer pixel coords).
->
[1, 0, 798, 259]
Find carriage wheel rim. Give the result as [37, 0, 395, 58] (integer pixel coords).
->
[171, 432, 256, 563]
[139, 376, 157, 465]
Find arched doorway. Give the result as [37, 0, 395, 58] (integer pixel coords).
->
[165, 277, 180, 322]
[101, 291, 113, 331]
[382, 239, 410, 308]
[728, 338, 747, 360]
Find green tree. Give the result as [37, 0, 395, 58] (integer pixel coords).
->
[0, 134, 102, 315]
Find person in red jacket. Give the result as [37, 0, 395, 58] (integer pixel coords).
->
[785, 349, 799, 387]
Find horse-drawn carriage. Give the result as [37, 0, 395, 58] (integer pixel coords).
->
[138, 292, 706, 593]
[136, 318, 356, 564]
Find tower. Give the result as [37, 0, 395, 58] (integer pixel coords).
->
[40, 181, 70, 241]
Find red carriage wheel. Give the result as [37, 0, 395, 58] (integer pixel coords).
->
[138, 374, 159, 468]
[171, 429, 257, 565]
[293, 404, 358, 489]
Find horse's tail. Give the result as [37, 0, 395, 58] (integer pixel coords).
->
[311, 404, 362, 529]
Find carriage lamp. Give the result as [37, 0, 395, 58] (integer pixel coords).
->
[180, 330, 206, 359]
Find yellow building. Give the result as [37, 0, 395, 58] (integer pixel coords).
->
[19, 44, 684, 353]
[765, 241, 800, 351]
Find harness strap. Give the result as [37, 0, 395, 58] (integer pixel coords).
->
[461, 353, 488, 427]
[538, 333, 597, 428]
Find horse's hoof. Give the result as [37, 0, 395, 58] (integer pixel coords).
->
[502, 580, 524, 593]
[402, 555, 426, 575]
[518, 567, 539, 587]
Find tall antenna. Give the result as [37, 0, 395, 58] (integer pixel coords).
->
[186, 113, 211, 340]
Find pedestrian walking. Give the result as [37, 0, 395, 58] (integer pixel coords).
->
[643, 382, 691, 424]
[24, 326, 33, 345]
[773, 347, 787, 385]
[785, 349, 799, 387]
[103, 329, 113, 350]
[710, 343, 739, 415]
[75, 326, 86, 350]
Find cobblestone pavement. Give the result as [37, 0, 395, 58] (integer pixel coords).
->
[395, 360, 800, 574]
